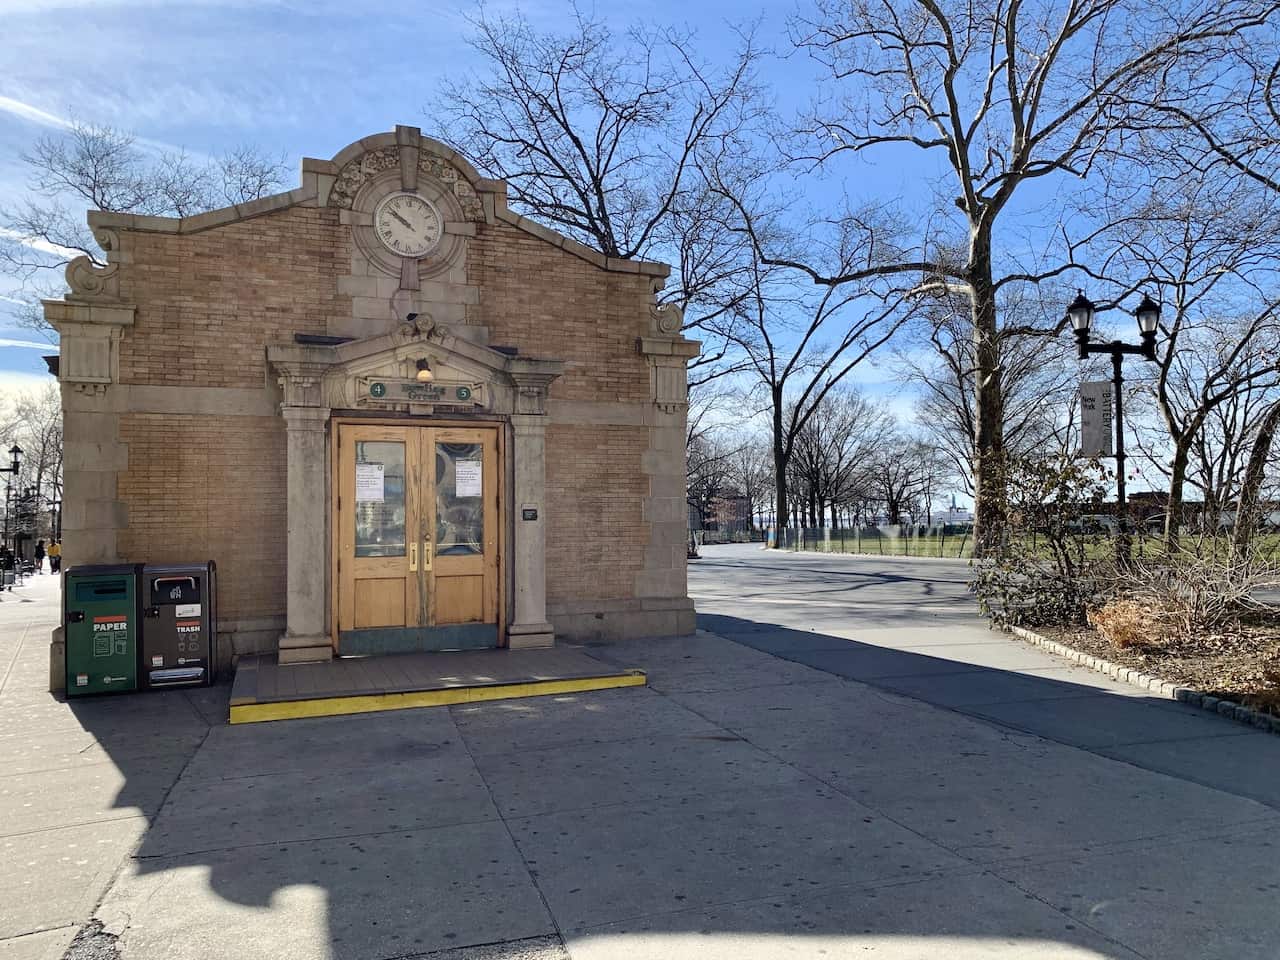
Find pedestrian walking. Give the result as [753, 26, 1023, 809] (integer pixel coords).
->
[48, 540, 61, 573]
[34, 540, 45, 574]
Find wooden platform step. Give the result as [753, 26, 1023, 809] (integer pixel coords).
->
[229, 647, 646, 724]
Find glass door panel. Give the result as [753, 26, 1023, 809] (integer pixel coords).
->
[354, 441, 406, 557]
[435, 441, 484, 556]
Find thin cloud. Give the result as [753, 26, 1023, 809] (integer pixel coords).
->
[0, 94, 71, 129]
[0, 227, 81, 260]
[0, 337, 58, 350]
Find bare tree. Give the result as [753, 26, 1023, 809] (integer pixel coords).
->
[1090, 165, 1280, 546]
[789, 388, 894, 527]
[727, 430, 774, 529]
[705, 230, 916, 535]
[728, 0, 1277, 554]
[899, 295, 1079, 494]
[1, 121, 287, 337]
[0, 384, 63, 545]
[864, 434, 949, 527]
[435, 6, 768, 386]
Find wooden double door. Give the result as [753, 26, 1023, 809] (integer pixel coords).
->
[335, 423, 500, 654]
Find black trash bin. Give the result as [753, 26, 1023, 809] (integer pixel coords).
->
[140, 562, 217, 688]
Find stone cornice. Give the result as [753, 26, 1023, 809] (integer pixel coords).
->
[638, 336, 701, 360]
[81, 124, 672, 279]
[492, 207, 670, 278]
[44, 300, 136, 331]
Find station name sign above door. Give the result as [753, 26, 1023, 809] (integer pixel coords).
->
[358, 377, 487, 410]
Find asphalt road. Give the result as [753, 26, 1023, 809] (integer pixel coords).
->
[692, 543, 1280, 808]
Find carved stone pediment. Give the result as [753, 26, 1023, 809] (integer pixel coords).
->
[270, 326, 562, 420]
[324, 351, 492, 415]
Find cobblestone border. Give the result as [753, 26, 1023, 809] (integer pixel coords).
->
[1007, 625, 1280, 736]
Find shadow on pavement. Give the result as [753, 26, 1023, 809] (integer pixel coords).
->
[32, 605, 1280, 960]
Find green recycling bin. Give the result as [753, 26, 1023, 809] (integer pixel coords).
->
[64, 564, 141, 697]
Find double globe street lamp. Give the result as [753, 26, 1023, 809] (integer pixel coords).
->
[1067, 291, 1161, 562]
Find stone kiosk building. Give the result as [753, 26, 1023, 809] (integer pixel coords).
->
[48, 126, 697, 683]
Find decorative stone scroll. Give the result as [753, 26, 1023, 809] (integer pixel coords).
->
[419, 152, 485, 222]
[652, 302, 684, 336]
[65, 228, 122, 302]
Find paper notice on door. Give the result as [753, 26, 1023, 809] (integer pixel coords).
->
[175, 603, 200, 618]
[356, 462, 385, 502]
[455, 459, 482, 497]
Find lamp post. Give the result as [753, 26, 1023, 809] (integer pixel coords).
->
[0, 446, 20, 557]
[1068, 291, 1161, 564]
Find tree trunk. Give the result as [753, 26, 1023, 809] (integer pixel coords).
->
[771, 392, 788, 546]
[1165, 439, 1192, 551]
[1232, 401, 1280, 557]
[969, 232, 1005, 558]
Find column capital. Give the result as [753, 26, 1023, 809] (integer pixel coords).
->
[281, 405, 330, 430]
[273, 360, 331, 408]
[507, 358, 564, 416]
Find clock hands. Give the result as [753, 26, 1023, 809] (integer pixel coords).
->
[388, 209, 413, 229]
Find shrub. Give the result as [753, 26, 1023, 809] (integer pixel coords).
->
[1119, 547, 1280, 635]
[973, 453, 1115, 628]
[1086, 599, 1166, 649]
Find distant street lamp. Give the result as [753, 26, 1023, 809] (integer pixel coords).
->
[1068, 291, 1161, 563]
[0, 446, 20, 556]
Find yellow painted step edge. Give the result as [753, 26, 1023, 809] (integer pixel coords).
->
[229, 671, 646, 724]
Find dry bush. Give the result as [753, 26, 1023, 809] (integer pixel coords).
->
[1087, 599, 1167, 650]
[1244, 660, 1280, 717]
[1121, 548, 1280, 635]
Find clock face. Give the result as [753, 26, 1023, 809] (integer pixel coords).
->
[373, 193, 443, 258]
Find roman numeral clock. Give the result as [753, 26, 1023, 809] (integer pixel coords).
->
[373, 192, 443, 259]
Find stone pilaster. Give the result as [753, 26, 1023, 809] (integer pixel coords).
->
[275, 362, 333, 663]
[636, 312, 700, 634]
[506, 361, 563, 649]
[44, 229, 137, 691]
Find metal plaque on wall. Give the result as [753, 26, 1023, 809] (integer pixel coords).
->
[1079, 380, 1113, 457]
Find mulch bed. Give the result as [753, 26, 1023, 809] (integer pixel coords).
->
[1040, 622, 1280, 718]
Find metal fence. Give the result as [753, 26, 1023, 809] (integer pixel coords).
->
[771, 525, 975, 558]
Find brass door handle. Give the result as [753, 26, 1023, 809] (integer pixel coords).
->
[423, 541, 433, 571]
[409, 541, 418, 572]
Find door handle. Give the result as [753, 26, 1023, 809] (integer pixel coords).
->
[423, 541, 433, 571]
[409, 541, 418, 572]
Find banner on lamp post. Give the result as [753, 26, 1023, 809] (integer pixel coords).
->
[1079, 381, 1113, 457]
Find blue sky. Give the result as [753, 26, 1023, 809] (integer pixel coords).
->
[1, 0, 948, 407]
[0, 1, 789, 389]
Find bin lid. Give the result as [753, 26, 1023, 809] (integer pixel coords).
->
[65, 563, 140, 579]
[140, 561, 216, 575]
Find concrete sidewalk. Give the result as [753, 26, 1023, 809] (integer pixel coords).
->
[3, 553, 1279, 959]
[692, 544, 1280, 809]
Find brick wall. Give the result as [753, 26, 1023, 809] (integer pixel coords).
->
[116, 414, 287, 623]
[117, 207, 349, 388]
[470, 222, 654, 404]
[108, 203, 661, 625]
[545, 423, 649, 603]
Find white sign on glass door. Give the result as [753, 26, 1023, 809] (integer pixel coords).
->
[356, 462, 385, 502]
[455, 459, 482, 498]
